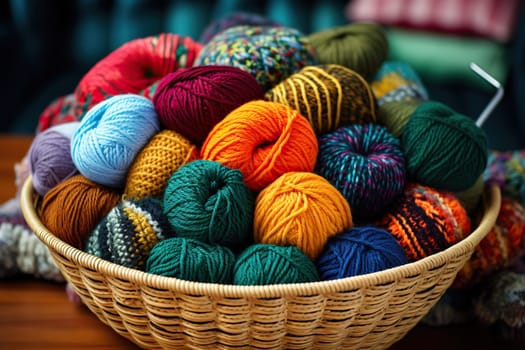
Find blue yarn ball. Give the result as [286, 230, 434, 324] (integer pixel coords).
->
[316, 225, 408, 280]
[71, 94, 161, 188]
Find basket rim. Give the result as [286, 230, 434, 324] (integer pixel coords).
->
[21, 176, 501, 298]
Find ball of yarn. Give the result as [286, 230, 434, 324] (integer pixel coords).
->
[377, 100, 420, 138]
[39, 174, 121, 249]
[453, 197, 525, 289]
[163, 159, 254, 248]
[401, 101, 488, 192]
[201, 100, 318, 191]
[195, 25, 318, 91]
[233, 244, 319, 285]
[153, 65, 265, 145]
[71, 94, 161, 188]
[146, 237, 235, 283]
[85, 197, 175, 270]
[253, 171, 353, 260]
[315, 123, 406, 221]
[316, 225, 408, 280]
[29, 122, 80, 196]
[485, 150, 525, 206]
[306, 22, 388, 79]
[265, 64, 377, 135]
[375, 183, 471, 262]
[124, 130, 198, 200]
[454, 175, 485, 214]
[74, 33, 202, 119]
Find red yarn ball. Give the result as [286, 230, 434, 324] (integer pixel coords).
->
[153, 65, 265, 145]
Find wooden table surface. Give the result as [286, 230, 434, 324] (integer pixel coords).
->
[0, 134, 522, 350]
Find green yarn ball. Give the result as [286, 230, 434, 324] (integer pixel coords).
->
[145, 237, 235, 283]
[233, 244, 320, 286]
[377, 99, 420, 138]
[163, 159, 254, 248]
[401, 101, 488, 192]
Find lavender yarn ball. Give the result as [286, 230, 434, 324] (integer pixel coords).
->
[315, 123, 406, 221]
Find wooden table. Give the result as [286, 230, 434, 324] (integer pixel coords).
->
[0, 134, 522, 350]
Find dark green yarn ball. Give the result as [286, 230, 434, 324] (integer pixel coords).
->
[401, 101, 488, 192]
[163, 159, 254, 248]
[233, 244, 320, 286]
[145, 237, 235, 283]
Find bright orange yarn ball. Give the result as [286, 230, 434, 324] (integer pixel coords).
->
[200, 100, 318, 191]
[253, 171, 353, 260]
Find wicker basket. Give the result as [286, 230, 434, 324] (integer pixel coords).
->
[21, 176, 501, 350]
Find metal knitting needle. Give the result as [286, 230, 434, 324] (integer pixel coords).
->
[470, 62, 504, 127]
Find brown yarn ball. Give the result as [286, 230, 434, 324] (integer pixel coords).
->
[39, 174, 121, 249]
[265, 64, 377, 135]
[124, 130, 198, 200]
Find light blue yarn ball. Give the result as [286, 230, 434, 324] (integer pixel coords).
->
[70, 94, 160, 188]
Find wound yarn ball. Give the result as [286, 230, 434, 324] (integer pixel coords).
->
[71, 94, 161, 188]
[454, 175, 485, 214]
[315, 123, 406, 221]
[74, 33, 202, 119]
[485, 150, 525, 206]
[201, 100, 318, 191]
[316, 225, 408, 280]
[29, 121, 80, 196]
[124, 129, 198, 200]
[85, 197, 175, 271]
[163, 159, 254, 248]
[376, 99, 420, 138]
[306, 22, 388, 79]
[39, 174, 121, 249]
[376, 183, 471, 262]
[146, 237, 235, 284]
[153, 65, 265, 145]
[253, 171, 353, 261]
[401, 101, 488, 192]
[233, 243, 319, 286]
[265, 64, 377, 135]
[195, 25, 318, 91]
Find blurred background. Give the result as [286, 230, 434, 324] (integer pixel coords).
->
[1, 0, 523, 150]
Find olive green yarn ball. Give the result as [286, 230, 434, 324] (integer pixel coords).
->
[401, 101, 488, 192]
[377, 99, 420, 138]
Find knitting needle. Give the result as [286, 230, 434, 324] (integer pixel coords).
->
[470, 62, 504, 127]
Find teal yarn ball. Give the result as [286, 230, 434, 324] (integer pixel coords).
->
[316, 225, 408, 280]
[233, 244, 319, 286]
[194, 25, 318, 91]
[163, 159, 254, 248]
[401, 101, 488, 192]
[71, 94, 161, 188]
[85, 196, 175, 271]
[145, 237, 235, 284]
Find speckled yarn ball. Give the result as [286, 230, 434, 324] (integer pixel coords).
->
[194, 25, 318, 91]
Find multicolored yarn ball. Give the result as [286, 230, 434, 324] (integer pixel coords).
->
[306, 22, 388, 79]
[71, 94, 161, 188]
[315, 123, 406, 221]
[453, 197, 525, 289]
[74, 33, 202, 119]
[485, 150, 525, 206]
[401, 101, 488, 192]
[29, 121, 80, 196]
[199, 11, 281, 44]
[194, 25, 318, 91]
[37, 93, 79, 134]
[146, 237, 235, 284]
[264, 64, 377, 135]
[124, 129, 198, 200]
[85, 197, 175, 271]
[375, 183, 471, 262]
[253, 171, 353, 261]
[201, 100, 318, 191]
[39, 174, 121, 249]
[163, 159, 254, 248]
[316, 225, 408, 280]
[153, 65, 264, 145]
[233, 243, 319, 286]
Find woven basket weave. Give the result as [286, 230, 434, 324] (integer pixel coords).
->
[21, 176, 501, 350]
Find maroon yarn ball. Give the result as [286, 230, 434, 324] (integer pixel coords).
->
[152, 65, 265, 145]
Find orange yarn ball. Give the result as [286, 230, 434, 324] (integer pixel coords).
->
[200, 100, 318, 191]
[39, 174, 121, 249]
[124, 129, 198, 200]
[253, 171, 353, 260]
